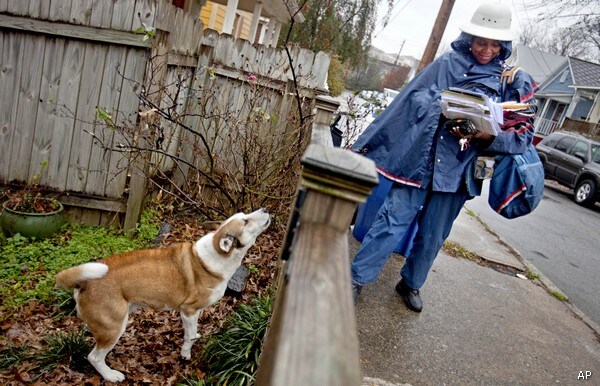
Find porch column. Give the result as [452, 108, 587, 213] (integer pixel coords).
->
[534, 99, 550, 132]
[264, 18, 280, 47]
[222, 0, 239, 34]
[270, 21, 282, 46]
[249, 2, 263, 44]
[565, 88, 579, 121]
[589, 91, 600, 123]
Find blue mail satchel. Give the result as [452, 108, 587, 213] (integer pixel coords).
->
[488, 144, 545, 219]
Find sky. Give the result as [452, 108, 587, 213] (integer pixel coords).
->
[371, 0, 542, 59]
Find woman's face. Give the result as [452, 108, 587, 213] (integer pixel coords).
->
[471, 37, 502, 64]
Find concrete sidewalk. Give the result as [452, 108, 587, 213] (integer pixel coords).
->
[352, 207, 600, 385]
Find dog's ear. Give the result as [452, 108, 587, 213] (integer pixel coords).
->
[219, 235, 236, 253]
[201, 220, 221, 231]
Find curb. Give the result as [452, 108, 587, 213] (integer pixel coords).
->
[362, 377, 412, 386]
[478, 218, 600, 339]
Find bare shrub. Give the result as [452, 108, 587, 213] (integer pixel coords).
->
[90, 52, 314, 219]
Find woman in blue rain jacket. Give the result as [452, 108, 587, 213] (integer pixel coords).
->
[351, 3, 537, 312]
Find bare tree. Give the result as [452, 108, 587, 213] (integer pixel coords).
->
[521, 0, 599, 62]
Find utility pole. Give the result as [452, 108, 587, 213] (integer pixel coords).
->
[416, 0, 455, 73]
[394, 39, 406, 65]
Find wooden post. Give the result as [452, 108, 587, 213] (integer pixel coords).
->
[255, 144, 378, 386]
[311, 95, 340, 146]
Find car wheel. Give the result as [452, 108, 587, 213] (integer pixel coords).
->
[574, 179, 597, 207]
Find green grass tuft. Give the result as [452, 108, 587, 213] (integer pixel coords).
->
[37, 327, 92, 373]
[550, 290, 567, 302]
[525, 268, 540, 280]
[0, 343, 31, 372]
[184, 295, 272, 386]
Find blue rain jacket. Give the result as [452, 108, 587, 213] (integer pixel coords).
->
[352, 33, 537, 197]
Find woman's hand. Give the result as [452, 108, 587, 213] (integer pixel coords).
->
[445, 119, 493, 142]
[471, 131, 494, 142]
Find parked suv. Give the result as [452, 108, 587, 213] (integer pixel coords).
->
[536, 131, 600, 207]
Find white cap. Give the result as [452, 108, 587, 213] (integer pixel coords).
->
[460, 2, 515, 41]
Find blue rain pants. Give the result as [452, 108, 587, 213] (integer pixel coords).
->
[351, 183, 469, 289]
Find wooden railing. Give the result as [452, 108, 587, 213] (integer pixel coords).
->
[255, 143, 378, 385]
[562, 117, 600, 138]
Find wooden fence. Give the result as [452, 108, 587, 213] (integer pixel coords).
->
[0, 0, 330, 229]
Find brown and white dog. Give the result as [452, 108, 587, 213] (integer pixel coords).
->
[56, 208, 270, 382]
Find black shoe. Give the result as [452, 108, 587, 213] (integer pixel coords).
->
[352, 283, 362, 304]
[395, 280, 422, 312]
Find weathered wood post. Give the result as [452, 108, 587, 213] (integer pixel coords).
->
[255, 143, 378, 386]
[312, 95, 340, 146]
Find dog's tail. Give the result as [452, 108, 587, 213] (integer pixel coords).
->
[56, 262, 108, 289]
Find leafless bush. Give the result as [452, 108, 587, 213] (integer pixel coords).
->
[90, 52, 313, 219]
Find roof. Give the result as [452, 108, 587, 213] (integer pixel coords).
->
[569, 57, 600, 88]
[506, 45, 567, 85]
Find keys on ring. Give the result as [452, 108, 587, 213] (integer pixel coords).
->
[459, 137, 470, 151]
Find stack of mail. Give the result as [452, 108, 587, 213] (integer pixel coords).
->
[439, 88, 504, 136]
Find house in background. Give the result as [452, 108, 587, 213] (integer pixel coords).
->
[508, 45, 600, 140]
[193, 0, 303, 46]
[169, 0, 302, 46]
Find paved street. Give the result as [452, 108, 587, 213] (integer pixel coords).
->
[465, 180, 600, 325]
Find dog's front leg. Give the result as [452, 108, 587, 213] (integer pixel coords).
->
[180, 309, 201, 360]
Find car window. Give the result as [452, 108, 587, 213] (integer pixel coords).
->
[568, 141, 589, 160]
[592, 144, 600, 164]
[555, 137, 576, 152]
[540, 134, 560, 148]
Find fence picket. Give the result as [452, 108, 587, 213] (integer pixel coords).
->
[111, 0, 135, 31]
[0, 32, 19, 175]
[90, 0, 113, 28]
[48, 0, 71, 22]
[70, 0, 93, 26]
[66, 42, 107, 193]
[86, 46, 127, 196]
[105, 47, 147, 197]
[7, 34, 44, 182]
[30, 38, 66, 187]
[48, 41, 85, 190]
[132, 0, 157, 34]
[7, 0, 29, 16]
[310, 51, 330, 90]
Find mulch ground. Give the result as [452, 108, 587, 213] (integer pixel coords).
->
[0, 213, 286, 385]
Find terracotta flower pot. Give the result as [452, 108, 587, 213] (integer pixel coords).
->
[1, 199, 67, 239]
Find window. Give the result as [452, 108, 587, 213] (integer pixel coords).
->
[592, 144, 600, 164]
[540, 134, 560, 148]
[555, 137, 576, 152]
[571, 90, 596, 120]
[568, 141, 589, 160]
